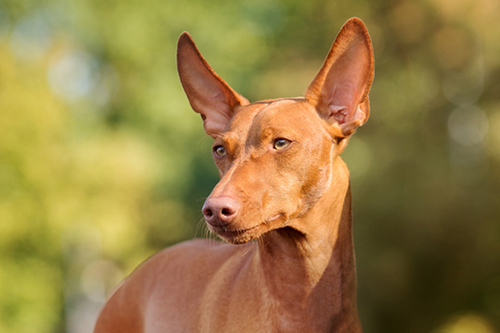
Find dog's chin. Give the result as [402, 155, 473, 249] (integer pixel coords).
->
[208, 223, 264, 244]
[208, 214, 287, 245]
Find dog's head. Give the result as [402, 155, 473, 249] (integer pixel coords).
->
[177, 18, 374, 244]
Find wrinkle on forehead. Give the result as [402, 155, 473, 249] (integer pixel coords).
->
[219, 102, 268, 147]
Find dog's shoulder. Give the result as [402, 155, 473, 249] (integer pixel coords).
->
[129, 238, 253, 288]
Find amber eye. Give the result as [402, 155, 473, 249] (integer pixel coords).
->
[273, 138, 291, 150]
[213, 145, 227, 157]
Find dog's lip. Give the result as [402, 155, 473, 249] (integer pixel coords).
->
[266, 213, 286, 224]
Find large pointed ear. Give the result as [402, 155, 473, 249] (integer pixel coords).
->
[305, 18, 374, 137]
[177, 32, 249, 138]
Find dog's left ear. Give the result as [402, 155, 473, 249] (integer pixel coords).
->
[305, 18, 374, 137]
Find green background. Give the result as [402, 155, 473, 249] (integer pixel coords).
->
[0, 0, 499, 332]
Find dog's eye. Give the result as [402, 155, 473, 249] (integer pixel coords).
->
[213, 145, 227, 157]
[273, 139, 291, 150]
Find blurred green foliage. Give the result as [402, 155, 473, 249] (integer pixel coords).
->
[0, 0, 499, 332]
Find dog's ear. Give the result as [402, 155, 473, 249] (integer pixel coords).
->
[305, 18, 374, 137]
[177, 33, 249, 138]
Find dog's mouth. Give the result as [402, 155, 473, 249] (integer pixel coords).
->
[212, 224, 262, 244]
[208, 213, 287, 244]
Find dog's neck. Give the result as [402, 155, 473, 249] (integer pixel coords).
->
[256, 157, 359, 329]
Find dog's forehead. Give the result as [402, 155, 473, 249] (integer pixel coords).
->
[231, 98, 320, 134]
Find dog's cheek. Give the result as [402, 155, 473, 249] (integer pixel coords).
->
[261, 164, 303, 218]
[278, 162, 315, 216]
[300, 142, 333, 209]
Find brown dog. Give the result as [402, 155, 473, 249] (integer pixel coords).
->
[94, 17, 374, 333]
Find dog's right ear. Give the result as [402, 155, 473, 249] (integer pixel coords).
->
[177, 33, 249, 138]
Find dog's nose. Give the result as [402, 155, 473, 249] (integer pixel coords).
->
[202, 197, 239, 227]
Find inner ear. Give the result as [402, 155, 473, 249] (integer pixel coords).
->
[305, 18, 374, 138]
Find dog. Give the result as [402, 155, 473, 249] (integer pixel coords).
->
[94, 17, 374, 333]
